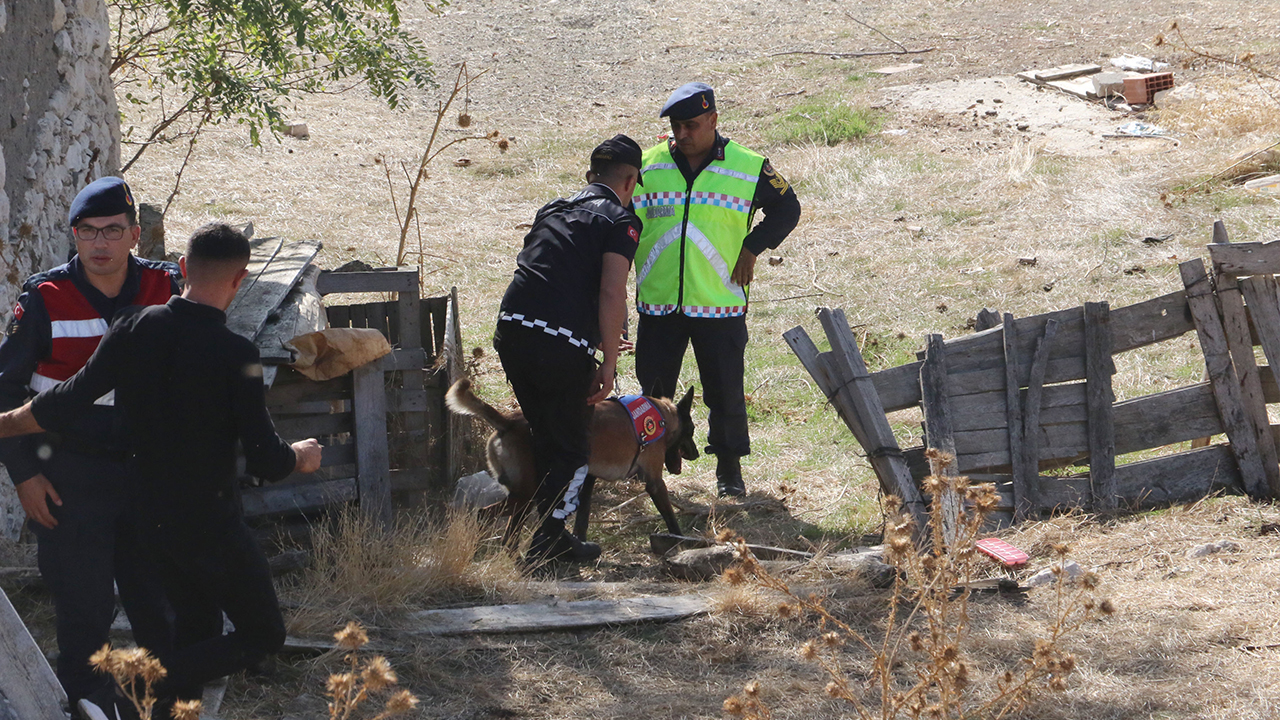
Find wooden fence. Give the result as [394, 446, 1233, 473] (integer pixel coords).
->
[787, 222, 1280, 530]
[239, 269, 465, 525]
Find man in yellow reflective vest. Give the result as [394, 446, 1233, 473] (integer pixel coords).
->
[634, 83, 801, 497]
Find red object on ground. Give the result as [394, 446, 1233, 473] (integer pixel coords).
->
[975, 538, 1030, 567]
[1122, 73, 1174, 104]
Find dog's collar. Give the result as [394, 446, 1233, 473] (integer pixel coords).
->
[613, 395, 666, 446]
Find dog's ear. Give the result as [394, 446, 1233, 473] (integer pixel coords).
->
[677, 385, 696, 414]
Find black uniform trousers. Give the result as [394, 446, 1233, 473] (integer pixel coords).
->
[32, 451, 172, 704]
[636, 312, 750, 458]
[494, 322, 596, 532]
[141, 504, 286, 702]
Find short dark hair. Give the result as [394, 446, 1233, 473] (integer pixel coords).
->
[589, 159, 636, 183]
[186, 222, 250, 263]
[184, 223, 251, 283]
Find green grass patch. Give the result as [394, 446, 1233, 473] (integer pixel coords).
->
[770, 100, 881, 146]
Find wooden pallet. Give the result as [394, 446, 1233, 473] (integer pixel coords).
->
[787, 221, 1280, 531]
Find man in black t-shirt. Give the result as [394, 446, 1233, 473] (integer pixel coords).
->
[495, 134, 644, 563]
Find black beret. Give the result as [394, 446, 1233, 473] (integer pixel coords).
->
[68, 177, 136, 226]
[660, 82, 715, 121]
[590, 134, 645, 186]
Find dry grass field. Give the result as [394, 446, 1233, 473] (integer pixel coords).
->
[8, 0, 1280, 717]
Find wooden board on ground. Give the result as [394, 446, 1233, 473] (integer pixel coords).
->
[649, 533, 814, 560]
[405, 595, 711, 636]
[0, 587, 67, 720]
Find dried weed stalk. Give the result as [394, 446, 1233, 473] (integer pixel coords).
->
[382, 62, 510, 267]
[723, 450, 1114, 719]
[88, 644, 202, 720]
[327, 622, 419, 720]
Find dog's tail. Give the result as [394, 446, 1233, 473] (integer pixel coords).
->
[446, 379, 522, 433]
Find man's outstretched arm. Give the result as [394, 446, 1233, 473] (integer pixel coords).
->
[0, 403, 44, 439]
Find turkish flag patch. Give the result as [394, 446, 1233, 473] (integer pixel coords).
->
[627, 226, 639, 242]
[12, 303, 23, 321]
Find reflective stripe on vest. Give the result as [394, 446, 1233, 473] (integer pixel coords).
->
[33, 267, 174, 396]
[633, 141, 765, 317]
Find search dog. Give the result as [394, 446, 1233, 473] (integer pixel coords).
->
[446, 379, 698, 545]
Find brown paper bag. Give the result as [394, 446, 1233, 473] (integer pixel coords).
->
[287, 328, 392, 381]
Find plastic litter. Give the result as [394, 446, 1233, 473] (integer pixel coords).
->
[1114, 121, 1170, 137]
[1109, 54, 1170, 72]
[1244, 174, 1280, 193]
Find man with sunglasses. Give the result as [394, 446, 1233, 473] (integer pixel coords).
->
[0, 177, 179, 709]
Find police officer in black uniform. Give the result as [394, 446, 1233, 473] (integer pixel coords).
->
[494, 135, 644, 563]
[0, 178, 178, 708]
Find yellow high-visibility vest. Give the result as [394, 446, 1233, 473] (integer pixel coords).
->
[633, 140, 765, 317]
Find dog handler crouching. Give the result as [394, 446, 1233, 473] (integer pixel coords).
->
[494, 135, 644, 564]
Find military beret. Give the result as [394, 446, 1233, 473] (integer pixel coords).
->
[68, 176, 136, 226]
[590, 134, 645, 186]
[660, 82, 716, 121]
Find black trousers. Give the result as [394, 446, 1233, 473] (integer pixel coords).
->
[142, 507, 285, 702]
[33, 451, 172, 704]
[494, 322, 596, 533]
[635, 312, 750, 458]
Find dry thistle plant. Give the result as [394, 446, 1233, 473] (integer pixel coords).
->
[723, 450, 1115, 719]
[327, 622, 420, 720]
[87, 644, 202, 720]
[381, 61, 512, 267]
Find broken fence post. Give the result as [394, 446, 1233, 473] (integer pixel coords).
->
[920, 333, 962, 548]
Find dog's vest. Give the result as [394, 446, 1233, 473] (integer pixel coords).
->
[613, 395, 666, 446]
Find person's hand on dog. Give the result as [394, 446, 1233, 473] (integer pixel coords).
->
[588, 359, 617, 404]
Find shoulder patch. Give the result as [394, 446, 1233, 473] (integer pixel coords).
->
[762, 162, 776, 176]
[12, 303, 23, 322]
[627, 225, 640, 242]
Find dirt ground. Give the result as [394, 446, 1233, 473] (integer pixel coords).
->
[7, 0, 1280, 717]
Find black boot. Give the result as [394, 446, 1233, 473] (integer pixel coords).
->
[527, 527, 602, 564]
[716, 455, 746, 497]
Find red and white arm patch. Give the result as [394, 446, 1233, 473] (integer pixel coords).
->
[627, 225, 639, 242]
[12, 303, 23, 321]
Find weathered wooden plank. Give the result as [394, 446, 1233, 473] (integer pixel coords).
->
[975, 308, 1001, 332]
[405, 595, 711, 636]
[1002, 314, 1028, 522]
[1208, 239, 1280, 277]
[1212, 233, 1280, 497]
[353, 363, 392, 526]
[348, 303, 368, 330]
[240, 477, 358, 517]
[950, 381, 1223, 471]
[785, 322, 928, 531]
[980, 443, 1241, 514]
[364, 301, 389, 337]
[1181, 258, 1268, 496]
[273, 412, 353, 440]
[952, 382, 1086, 432]
[1085, 302, 1117, 511]
[327, 304, 351, 329]
[0, 586, 68, 720]
[816, 310, 929, 525]
[315, 269, 419, 295]
[444, 288, 466, 487]
[1019, 319, 1057, 515]
[871, 290, 1195, 412]
[265, 375, 350, 407]
[1240, 274, 1280, 497]
[226, 240, 322, 341]
[920, 334, 961, 546]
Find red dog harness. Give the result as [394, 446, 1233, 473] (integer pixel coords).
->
[613, 394, 666, 446]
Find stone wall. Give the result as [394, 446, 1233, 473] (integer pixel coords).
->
[0, 0, 121, 539]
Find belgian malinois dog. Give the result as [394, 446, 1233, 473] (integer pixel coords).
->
[446, 379, 699, 544]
